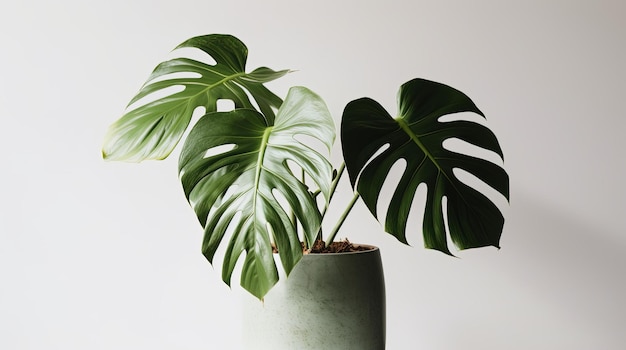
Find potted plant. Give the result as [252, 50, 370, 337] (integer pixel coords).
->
[103, 34, 508, 349]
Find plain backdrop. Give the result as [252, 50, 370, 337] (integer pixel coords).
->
[1, 0, 625, 349]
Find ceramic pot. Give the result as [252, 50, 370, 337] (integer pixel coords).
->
[242, 245, 385, 350]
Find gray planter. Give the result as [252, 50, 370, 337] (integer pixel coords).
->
[242, 245, 386, 349]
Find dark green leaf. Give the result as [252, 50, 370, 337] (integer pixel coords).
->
[341, 78, 509, 254]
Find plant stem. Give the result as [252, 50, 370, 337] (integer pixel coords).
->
[325, 191, 360, 246]
[321, 163, 345, 219]
[316, 163, 346, 242]
[298, 168, 305, 248]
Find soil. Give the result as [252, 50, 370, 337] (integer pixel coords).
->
[308, 239, 372, 253]
[272, 239, 372, 254]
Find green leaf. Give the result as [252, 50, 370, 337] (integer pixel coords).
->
[102, 34, 289, 162]
[341, 78, 509, 254]
[178, 86, 335, 298]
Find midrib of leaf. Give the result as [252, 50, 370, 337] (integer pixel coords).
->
[139, 71, 247, 115]
[207, 71, 246, 89]
[396, 118, 478, 216]
[185, 70, 247, 105]
[396, 118, 466, 199]
[396, 118, 443, 174]
[252, 127, 273, 224]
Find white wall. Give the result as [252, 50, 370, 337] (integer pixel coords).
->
[1, 0, 624, 349]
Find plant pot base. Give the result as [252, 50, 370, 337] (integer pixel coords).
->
[242, 245, 385, 350]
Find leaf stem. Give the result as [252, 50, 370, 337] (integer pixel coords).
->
[322, 163, 345, 219]
[298, 168, 304, 248]
[325, 191, 360, 246]
[316, 163, 346, 242]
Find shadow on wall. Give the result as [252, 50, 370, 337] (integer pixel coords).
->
[501, 192, 625, 339]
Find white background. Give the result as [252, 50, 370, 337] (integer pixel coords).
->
[1, 0, 625, 349]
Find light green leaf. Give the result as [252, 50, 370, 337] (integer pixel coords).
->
[103, 34, 289, 162]
[178, 86, 335, 298]
[341, 78, 509, 254]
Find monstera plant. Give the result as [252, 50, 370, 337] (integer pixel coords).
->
[103, 34, 509, 299]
